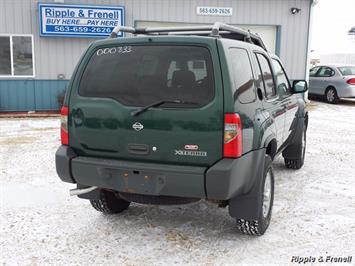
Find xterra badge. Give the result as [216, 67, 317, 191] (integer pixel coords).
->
[175, 150, 207, 157]
[175, 145, 207, 157]
[132, 122, 143, 131]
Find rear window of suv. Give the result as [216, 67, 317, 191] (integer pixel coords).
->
[78, 45, 215, 107]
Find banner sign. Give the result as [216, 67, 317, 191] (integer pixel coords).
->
[38, 3, 125, 38]
[196, 6, 233, 16]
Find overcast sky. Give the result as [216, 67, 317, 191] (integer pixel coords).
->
[310, 0, 355, 58]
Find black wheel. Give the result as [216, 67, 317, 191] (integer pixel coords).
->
[284, 122, 306, 170]
[236, 155, 274, 236]
[325, 87, 339, 104]
[90, 190, 130, 214]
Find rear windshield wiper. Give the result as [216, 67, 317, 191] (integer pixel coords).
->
[131, 99, 198, 116]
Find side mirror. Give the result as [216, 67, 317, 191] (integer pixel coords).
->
[291, 80, 308, 94]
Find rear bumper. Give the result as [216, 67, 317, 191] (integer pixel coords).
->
[338, 84, 355, 98]
[55, 145, 265, 200]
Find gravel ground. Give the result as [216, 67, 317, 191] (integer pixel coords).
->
[1, 100, 355, 265]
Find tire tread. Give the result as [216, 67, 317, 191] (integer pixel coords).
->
[90, 190, 130, 214]
[237, 219, 262, 236]
[284, 158, 303, 169]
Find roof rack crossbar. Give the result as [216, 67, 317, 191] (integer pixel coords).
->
[110, 26, 136, 38]
[109, 22, 268, 51]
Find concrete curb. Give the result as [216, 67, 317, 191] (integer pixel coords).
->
[0, 112, 60, 118]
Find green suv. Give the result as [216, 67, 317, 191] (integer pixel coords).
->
[56, 23, 308, 236]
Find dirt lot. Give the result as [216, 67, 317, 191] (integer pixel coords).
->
[1, 100, 355, 265]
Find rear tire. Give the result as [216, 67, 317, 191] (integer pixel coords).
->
[90, 190, 130, 214]
[325, 87, 339, 104]
[236, 155, 274, 236]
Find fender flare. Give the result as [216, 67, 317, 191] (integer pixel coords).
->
[263, 135, 277, 159]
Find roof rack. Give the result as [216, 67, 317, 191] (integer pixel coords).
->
[109, 22, 268, 52]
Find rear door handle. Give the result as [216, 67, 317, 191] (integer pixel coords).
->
[257, 88, 263, 101]
[128, 144, 149, 155]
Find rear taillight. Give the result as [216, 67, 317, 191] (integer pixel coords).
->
[60, 106, 69, 145]
[346, 78, 355, 85]
[224, 113, 242, 158]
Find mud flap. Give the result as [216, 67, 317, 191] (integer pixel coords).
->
[228, 155, 266, 220]
[282, 116, 306, 159]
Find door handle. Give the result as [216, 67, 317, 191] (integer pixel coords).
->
[128, 144, 149, 155]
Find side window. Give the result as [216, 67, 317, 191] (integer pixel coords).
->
[317, 67, 335, 77]
[229, 48, 256, 103]
[254, 57, 266, 93]
[271, 58, 291, 97]
[255, 53, 276, 99]
[309, 66, 320, 77]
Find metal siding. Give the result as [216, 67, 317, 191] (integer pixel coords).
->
[0, 0, 312, 111]
[0, 0, 312, 79]
[0, 80, 35, 111]
[0, 80, 68, 111]
[34, 80, 68, 111]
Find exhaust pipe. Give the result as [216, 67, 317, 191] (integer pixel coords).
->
[69, 186, 98, 196]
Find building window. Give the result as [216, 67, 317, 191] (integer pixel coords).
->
[0, 35, 35, 77]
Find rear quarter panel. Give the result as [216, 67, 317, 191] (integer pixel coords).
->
[329, 74, 355, 98]
[217, 39, 268, 154]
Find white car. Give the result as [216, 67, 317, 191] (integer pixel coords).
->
[309, 65, 355, 103]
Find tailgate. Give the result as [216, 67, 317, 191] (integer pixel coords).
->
[68, 38, 223, 166]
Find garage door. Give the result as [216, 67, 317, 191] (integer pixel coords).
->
[135, 21, 277, 54]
